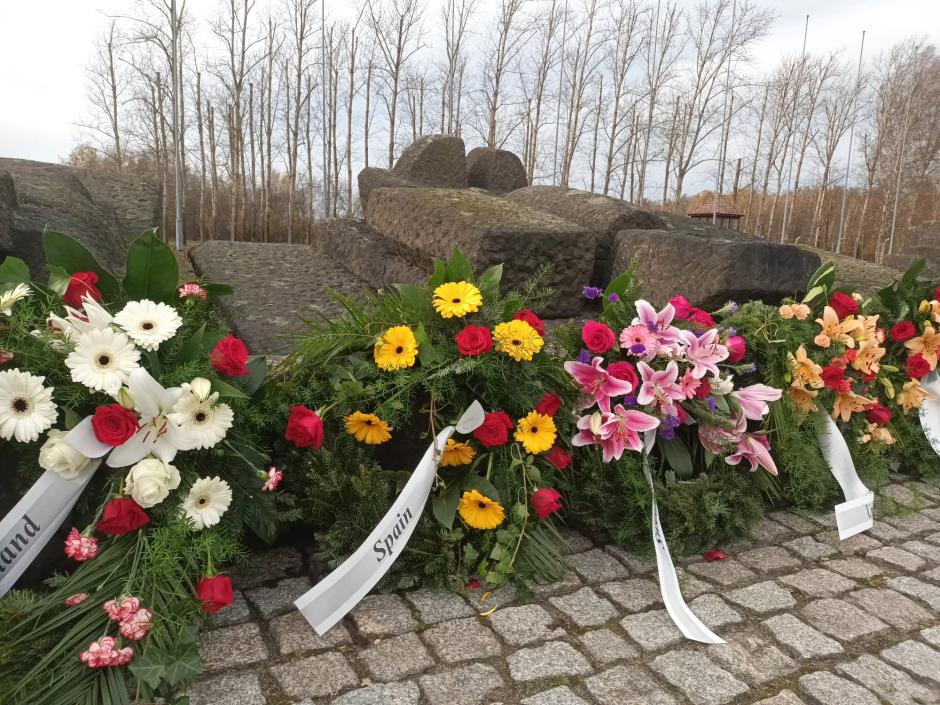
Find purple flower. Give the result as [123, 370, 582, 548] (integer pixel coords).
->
[583, 286, 603, 300]
[608, 292, 620, 303]
[658, 414, 681, 440]
[623, 394, 638, 407]
[630, 343, 647, 355]
[659, 426, 676, 440]
[707, 396, 717, 412]
[577, 348, 592, 363]
[725, 327, 737, 337]
[729, 300, 739, 314]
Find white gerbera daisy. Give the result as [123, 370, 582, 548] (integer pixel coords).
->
[0, 369, 57, 442]
[65, 328, 141, 395]
[114, 300, 183, 352]
[182, 476, 232, 529]
[0, 283, 31, 316]
[168, 383, 234, 449]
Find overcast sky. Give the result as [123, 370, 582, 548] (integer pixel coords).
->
[0, 0, 936, 165]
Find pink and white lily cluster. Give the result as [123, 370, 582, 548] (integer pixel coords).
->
[565, 299, 782, 474]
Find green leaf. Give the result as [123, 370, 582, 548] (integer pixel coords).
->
[462, 474, 501, 504]
[179, 323, 206, 362]
[243, 356, 268, 395]
[801, 284, 826, 306]
[604, 268, 636, 300]
[64, 407, 82, 431]
[42, 230, 120, 299]
[477, 263, 503, 302]
[432, 485, 461, 529]
[123, 229, 180, 302]
[0, 255, 30, 286]
[415, 322, 444, 367]
[213, 377, 249, 399]
[128, 652, 166, 689]
[395, 283, 428, 311]
[46, 264, 72, 296]
[444, 248, 473, 282]
[202, 281, 233, 297]
[162, 643, 202, 686]
[660, 437, 694, 479]
[427, 258, 448, 289]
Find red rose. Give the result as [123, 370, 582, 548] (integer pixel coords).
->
[473, 411, 514, 447]
[906, 353, 931, 379]
[535, 392, 562, 417]
[687, 308, 716, 328]
[285, 405, 324, 448]
[513, 309, 546, 336]
[726, 335, 746, 364]
[63, 272, 102, 308]
[669, 295, 693, 319]
[96, 498, 149, 536]
[531, 488, 563, 520]
[694, 377, 712, 398]
[211, 334, 250, 376]
[934, 286, 940, 302]
[196, 575, 234, 613]
[607, 361, 639, 390]
[828, 291, 858, 319]
[865, 401, 892, 426]
[455, 325, 493, 356]
[821, 365, 846, 390]
[890, 321, 917, 342]
[92, 404, 139, 446]
[545, 445, 572, 470]
[582, 321, 616, 354]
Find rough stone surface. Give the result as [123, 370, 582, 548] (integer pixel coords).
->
[507, 641, 593, 681]
[725, 580, 796, 614]
[365, 187, 595, 317]
[393, 134, 467, 188]
[736, 546, 803, 573]
[823, 557, 886, 579]
[887, 575, 940, 610]
[577, 628, 639, 664]
[566, 549, 631, 583]
[270, 651, 359, 700]
[650, 649, 749, 705]
[405, 588, 475, 624]
[604, 545, 656, 573]
[359, 632, 435, 682]
[753, 691, 806, 705]
[762, 614, 844, 658]
[418, 663, 504, 705]
[779, 569, 855, 597]
[686, 559, 757, 586]
[900, 539, 940, 562]
[599, 578, 663, 612]
[686, 594, 743, 628]
[230, 546, 305, 589]
[243, 576, 312, 619]
[845, 588, 933, 630]
[520, 685, 591, 705]
[331, 682, 421, 705]
[707, 630, 797, 687]
[187, 671, 266, 705]
[838, 655, 939, 705]
[611, 226, 820, 308]
[798, 672, 879, 705]
[881, 640, 940, 686]
[488, 604, 565, 646]
[349, 593, 418, 637]
[421, 617, 502, 663]
[269, 611, 351, 655]
[199, 622, 269, 671]
[621, 610, 683, 651]
[782, 536, 838, 560]
[585, 664, 677, 705]
[549, 587, 620, 627]
[466, 147, 529, 194]
[867, 546, 928, 572]
[358, 166, 417, 214]
[800, 598, 889, 642]
[208, 590, 253, 628]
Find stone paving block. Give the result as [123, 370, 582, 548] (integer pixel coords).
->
[687, 594, 743, 628]
[900, 539, 940, 563]
[419, 663, 504, 705]
[585, 664, 677, 705]
[507, 640, 593, 681]
[753, 690, 806, 705]
[782, 536, 838, 560]
[838, 654, 939, 705]
[926, 531, 940, 546]
[359, 632, 435, 682]
[605, 545, 656, 573]
[922, 625, 940, 647]
[804, 510, 838, 529]
[271, 651, 359, 700]
[331, 681, 421, 705]
[549, 586, 620, 627]
[908, 481, 940, 501]
[621, 610, 683, 652]
[559, 528, 595, 554]
[823, 557, 887, 579]
[749, 517, 795, 543]
[887, 575, 940, 610]
[762, 614, 843, 658]
[707, 630, 797, 687]
[800, 598, 889, 642]
[779, 568, 855, 597]
[736, 546, 803, 573]
[466, 584, 518, 611]
[520, 686, 591, 705]
[270, 611, 352, 655]
[686, 558, 756, 586]
[421, 617, 502, 663]
[405, 587, 475, 624]
[882, 483, 929, 507]
[598, 578, 662, 612]
[650, 649, 748, 705]
[867, 546, 928, 572]
[868, 520, 910, 542]
[676, 568, 714, 598]
[922, 506, 940, 521]
[769, 510, 820, 533]
[845, 587, 932, 630]
[816, 530, 882, 555]
[243, 576, 312, 619]
[231, 546, 304, 588]
[187, 671, 265, 705]
[798, 671, 879, 705]
[566, 549, 630, 583]
[208, 589, 252, 628]
[923, 565, 940, 581]
[199, 622, 269, 672]
[881, 640, 940, 686]
[882, 512, 940, 534]
[578, 628, 638, 664]
[349, 594, 418, 637]
[725, 580, 795, 614]
[487, 604, 564, 646]
[531, 570, 583, 597]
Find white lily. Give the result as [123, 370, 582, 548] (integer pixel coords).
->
[65, 367, 195, 468]
[48, 295, 114, 338]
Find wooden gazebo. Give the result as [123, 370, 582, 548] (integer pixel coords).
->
[687, 195, 742, 230]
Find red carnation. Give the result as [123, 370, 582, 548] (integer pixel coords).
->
[473, 411, 514, 447]
[285, 405, 324, 449]
[96, 498, 149, 536]
[890, 321, 917, 343]
[545, 445, 572, 470]
[906, 353, 931, 379]
[535, 392, 562, 417]
[843, 348, 857, 363]
[513, 309, 546, 336]
[92, 404, 139, 446]
[821, 365, 846, 391]
[865, 401, 892, 426]
[531, 488, 563, 520]
[726, 335, 747, 364]
[669, 295, 693, 319]
[694, 377, 712, 398]
[828, 291, 858, 319]
[196, 575, 234, 613]
[63, 272, 102, 308]
[687, 308, 716, 328]
[211, 334, 250, 376]
[582, 321, 616, 354]
[455, 325, 493, 356]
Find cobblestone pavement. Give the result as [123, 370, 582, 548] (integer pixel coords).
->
[187, 479, 940, 705]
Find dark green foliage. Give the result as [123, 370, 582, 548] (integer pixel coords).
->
[890, 412, 940, 478]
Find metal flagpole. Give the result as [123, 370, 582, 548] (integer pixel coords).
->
[172, 0, 184, 250]
[779, 14, 809, 244]
[887, 80, 916, 260]
[835, 30, 865, 255]
[713, 0, 737, 225]
[322, 0, 329, 220]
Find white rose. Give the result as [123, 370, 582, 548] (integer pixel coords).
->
[712, 374, 735, 396]
[125, 457, 181, 508]
[38, 430, 100, 480]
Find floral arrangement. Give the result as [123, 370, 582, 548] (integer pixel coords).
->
[0, 231, 296, 705]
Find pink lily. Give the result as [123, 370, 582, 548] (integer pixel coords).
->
[731, 383, 782, 421]
[636, 361, 684, 414]
[680, 329, 729, 379]
[598, 404, 661, 461]
[564, 357, 634, 410]
[572, 411, 608, 449]
[633, 299, 682, 347]
[725, 434, 778, 475]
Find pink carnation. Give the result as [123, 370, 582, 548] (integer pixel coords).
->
[64, 528, 99, 562]
[80, 636, 134, 669]
[178, 282, 208, 300]
[104, 596, 142, 623]
[65, 593, 90, 607]
[118, 608, 153, 641]
[262, 466, 283, 492]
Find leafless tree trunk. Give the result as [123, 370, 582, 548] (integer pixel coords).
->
[601, 0, 642, 196]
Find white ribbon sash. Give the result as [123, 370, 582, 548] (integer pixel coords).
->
[816, 413, 873, 539]
[0, 467, 98, 597]
[295, 401, 484, 636]
[919, 372, 940, 456]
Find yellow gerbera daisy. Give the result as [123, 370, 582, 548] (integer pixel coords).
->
[432, 281, 483, 318]
[514, 411, 556, 454]
[374, 325, 419, 371]
[345, 411, 393, 444]
[493, 320, 544, 361]
[458, 489, 505, 530]
[440, 438, 476, 466]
